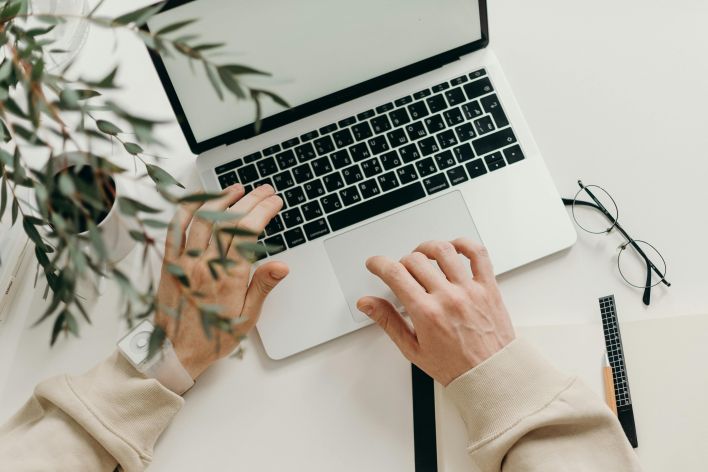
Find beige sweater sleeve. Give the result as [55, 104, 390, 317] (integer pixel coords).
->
[0, 351, 183, 472]
[445, 338, 642, 472]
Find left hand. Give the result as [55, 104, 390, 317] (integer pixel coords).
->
[155, 184, 288, 380]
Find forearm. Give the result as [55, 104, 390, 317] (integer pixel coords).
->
[445, 339, 642, 472]
[0, 352, 183, 472]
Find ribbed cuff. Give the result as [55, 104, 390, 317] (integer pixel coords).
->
[444, 338, 573, 449]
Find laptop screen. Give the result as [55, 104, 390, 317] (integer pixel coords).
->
[147, 0, 484, 151]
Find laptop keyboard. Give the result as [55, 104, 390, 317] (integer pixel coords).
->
[214, 68, 526, 258]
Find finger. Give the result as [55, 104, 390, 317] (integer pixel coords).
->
[237, 261, 290, 326]
[400, 252, 448, 293]
[223, 195, 283, 260]
[186, 184, 245, 251]
[164, 201, 202, 261]
[357, 296, 419, 359]
[414, 240, 469, 284]
[451, 238, 495, 284]
[365, 256, 427, 309]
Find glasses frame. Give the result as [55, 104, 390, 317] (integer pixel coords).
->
[562, 180, 671, 306]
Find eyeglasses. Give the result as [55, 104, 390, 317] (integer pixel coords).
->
[562, 180, 670, 306]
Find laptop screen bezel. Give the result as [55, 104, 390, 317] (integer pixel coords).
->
[145, 0, 489, 155]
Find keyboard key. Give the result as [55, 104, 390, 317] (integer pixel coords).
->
[321, 193, 343, 213]
[485, 152, 506, 171]
[416, 157, 437, 177]
[284, 227, 306, 248]
[461, 101, 483, 119]
[257, 157, 278, 177]
[218, 171, 238, 189]
[323, 172, 345, 192]
[503, 144, 525, 164]
[311, 156, 333, 176]
[474, 116, 495, 135]
[276, 150, 297, 169]
[265, 234, 286, 255]
[377, 171, 400, 192]
[368, 136, 390, 154]
[413, 89, 431, 100]
[292, 163, 313, 183]
[243, 184, 254, 194]
[426, 94, 447, 113]
[472, 128, 516, 156]
[405, 121, 427, 141]
[447, 165, 469, 186]
[282, 208, 304, 228]
[314, 135, 335, 155]
[238, 164, 259, 184]
[338, 116, 356, 127]
[387, 128, 408, 148]
[389, 108, 411, 127]
[465, 159, 488, 179]
[273, 170, 295, 191]
[371, 115, 392, 134]
[263, 145, 281, 157]
[215, 160, 242, 176]
[423, 173, 450, 194]
[284, 187, 306, 207]
[394, 96, 413, 107]
[265, 215, 284, 236]
[455, 122, 476, 142]
[408, 101, 429, 120]
[330, 149, 352, 169]
[434, 150, 456, 170]
[333, 129, 355, 148]
[453, 143, 476, 162]
[470, 68, 486, 79]
[380, 151, 402, 170]
[361, 157, 383, 178]
[304, 218, 330, 240]
[319, 123, 338, 135]
[339, 186, 362, 206]
[451, 75, 469, 86]
[349, 143, 371, 162]
[357, 109, 375, 121]
[254, 177, 273, 189]
[304, 179, 326, 199]
[480, 94, 509, 128]
[432, 82, 450, 93]
[376, 102, 394, 114]
[358, 179, 381, 199]
[302, 201, 324, 220]
[300, 130, 319, 142]
[342, 165, 364, 185]
[424, 114, 446, 134]
[443, 107, 465, 127]
[418, 137, 440, 156]
[352, 122, 373, 141]
[464, 77, 494, 100]
[396, 164, 418, 184]
[399, 143, 421, 163]
[436, 129, 458, 149]
[445, 87, 466, 106]
[328, 182, 426, 232]
[281, 137, 300, 149]
[295, 143, 317, 162]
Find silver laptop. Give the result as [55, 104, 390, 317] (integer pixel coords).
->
[147, 0, 576, 359]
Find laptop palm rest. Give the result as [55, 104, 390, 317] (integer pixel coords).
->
[324, 191, 481, 322]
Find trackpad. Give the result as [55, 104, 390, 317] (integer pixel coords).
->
[324, 191, 482, 322]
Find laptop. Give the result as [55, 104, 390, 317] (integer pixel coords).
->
[146, 0, 576, 360]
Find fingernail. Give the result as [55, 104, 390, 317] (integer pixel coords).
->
[358, 304, 373, 316]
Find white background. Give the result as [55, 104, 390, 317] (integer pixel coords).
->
[1, 0, 707, 470]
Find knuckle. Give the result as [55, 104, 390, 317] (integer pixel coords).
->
[383, 263, 406, 280]
[433, 240, 455, 256]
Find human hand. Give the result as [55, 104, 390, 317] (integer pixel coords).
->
[357, 239, 515, 386]
[155, 184, 289, 380]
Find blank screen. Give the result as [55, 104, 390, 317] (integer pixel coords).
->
[148, 0, 482, 144]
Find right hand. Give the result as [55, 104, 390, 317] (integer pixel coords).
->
[357, 239, 515, 386]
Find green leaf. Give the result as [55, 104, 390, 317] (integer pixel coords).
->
[253, 89, 290, 109]
[218, 226, 257, 237]
[185, 248, 202, 258]
[178, 192, 222, 203]
[218, 67, 246, 99]
[57, 172, 75, 196]
[0, 59, 13, 81]
[26, 25, 56, 37]
[156, 19, 197, 36]
[0, 1, 23, 22]
[117, 196, 160, 216]
[0, 177, 7, 220]
[113, 3, 164, 27]
[195, 210, 242, 222]
[147, 325, 166, 360]
[35, 15, 66, 25]
[220, 64, 269, 76]
[50, 311, 66, 346]
[31, 58, 44, 81]
[203, 63, 223, 101]
[145, 163, 184, 189]
[23, 218, 46, 251]
[141, 218, 168, 229]
[129, 230, 148, 242]
[87, 220, 107, 260]
[123, 142, 143, 155]
[11, 197, 18, 224]
[65, 311, 79, 337]
[96, 119, 121, 136]
[192, 42, 224, 52]
[166, 263, 190, 288]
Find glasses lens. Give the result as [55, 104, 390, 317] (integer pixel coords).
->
[572, 185, 619, 234]
[618, 240, 667, 288]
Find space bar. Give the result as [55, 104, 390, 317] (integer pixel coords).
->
[328, 182, 426, 232]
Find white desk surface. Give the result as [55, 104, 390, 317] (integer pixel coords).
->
[2, 0, 707, 470]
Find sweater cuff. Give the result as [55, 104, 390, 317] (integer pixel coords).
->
[444, 338, 573, 447]
[35, 351, 184, 472]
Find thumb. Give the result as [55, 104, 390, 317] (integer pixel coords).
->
[240, 261, 290, 331]
[357, 296, 418, 359]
